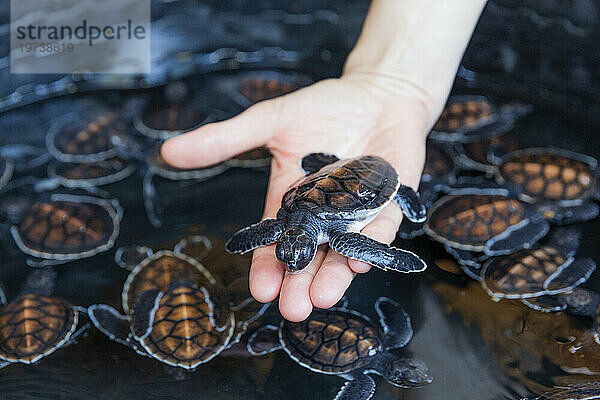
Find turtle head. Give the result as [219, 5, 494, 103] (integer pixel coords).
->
[383, 357, 432, 388]
[275, 227, 317, 273]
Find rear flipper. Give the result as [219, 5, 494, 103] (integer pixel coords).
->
[226, 219, 285, 254]
[485, 218, 549, 255]
[551, 201, 599, 225]
[329, 232, 427, 273]
[246, 325, 282, 355]
[374, 297, 413, 350]
[545, 258, 596, 293]
[301, 153, 339, 175]
[335, 373, 376, 400]
[393, 185, 426, 223]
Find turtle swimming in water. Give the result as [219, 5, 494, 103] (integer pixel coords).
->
[247, 297, 432, 400]
[46, 110, 135, 163]
[142, 146, 229, 227]
[0, 268, 88, 369]
[429, 94, 530, 143]
[226, 153, 427, 273]
[89, 236, 269, 369]
[424, 186, 593, 269]
[0, 190, 123, 266]
[493, 148, 600, 219]
[481, 228, 596, 300]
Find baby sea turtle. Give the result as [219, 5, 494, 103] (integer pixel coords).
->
[89, 236, 268, 368]
[495, 147, 600, 207]
[226, 153, 427, 273]
[89, 280, 234, 369]
[429, 95, 530, 143]
[1, 191, 122, 265]
[0, 268, 87, 369]
[247, 297, 432, 400]
[46, 111, 134, 163]
[424, 186, 593, 269]
[457, 132, 523, 174]
[398, 142, 456, 239]
[45, 157, 135, 188]
[481, 228, 596, 299]
[143, 146, 228, 227]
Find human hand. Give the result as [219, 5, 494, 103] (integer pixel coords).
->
[161, 74, 434, 321]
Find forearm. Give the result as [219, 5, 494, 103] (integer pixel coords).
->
[343, 0, 487, 124]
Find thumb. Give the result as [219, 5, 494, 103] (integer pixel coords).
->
[161, 99, 281, 169]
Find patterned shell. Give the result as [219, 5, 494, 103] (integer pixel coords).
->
[523, 382, 600, 400]
[498, 150, 597, 202]
[482, 246, 570, 298]
[0, 294, 76, 363]
[140, 103, 206, 133]
[53, 113, 127, 156]
[426, 194, 526, 250]
[240, 77, 299, 103]
[433, 96, 494, 134]
[122, 251, 215, 314]
[281, 309, 382, 374]
[15, 200, 117, 258]
[140, 285, 234, 369]
[282, 156, 398, 220]
[423, 143, 455, 181]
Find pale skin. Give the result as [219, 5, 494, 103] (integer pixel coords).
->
[162, 0, 488, 321]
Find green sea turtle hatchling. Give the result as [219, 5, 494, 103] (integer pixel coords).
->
[89, 236, 269, 368]
[481, 228, 596, 300]
[495, 148, 600, 212]
[0, 268, 87, 369]
[226, 153, 427, 273]
[46, 111, 134, 163]
[247, 297, 432, 400]
[429, 94, 530, 143]
[1, 191, 123, 265]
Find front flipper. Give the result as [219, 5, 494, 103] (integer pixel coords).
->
[485, 218, 549, 256]
[301, 153, 339, 175]
[88, 304, 132, 345]
[396, 220, 424, 240]
[335, 373, 376, 400]
[545, 258, 596, 293]
[226, 219, 285, 254]
[247, 325, 282, 355]
[329, 233, 427, 273]
[374, 297, 413, 350]
[393, 184, 426, 223]
[131, 290, 162, 340]
[553, 201, 599, 225]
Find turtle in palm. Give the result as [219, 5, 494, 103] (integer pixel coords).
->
[226, 153, 427, 273]
[247, 297, 432, 400]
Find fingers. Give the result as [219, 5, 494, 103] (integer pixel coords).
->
[278, 245, 327, 322]
[160, 99, 281, 169]
[310, 249, 355, 309]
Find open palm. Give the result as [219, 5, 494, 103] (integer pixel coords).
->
[162, 76, 432, 321]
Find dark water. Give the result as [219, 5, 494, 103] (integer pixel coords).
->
[0, 103, 600, 400]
